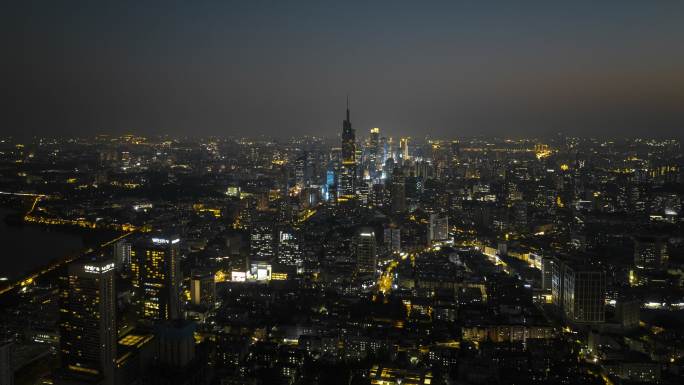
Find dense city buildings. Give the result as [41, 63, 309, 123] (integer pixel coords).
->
[0, 129, 679, 384]
[0, 105, 684, 385]
[5, 1, 684, 383]
[0, 129, 683, 384]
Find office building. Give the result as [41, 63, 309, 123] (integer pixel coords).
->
[390, 167, 406, 214]
[384, 226, 401, 253]
[541, 256, 555, 291]
[190, 270, 216, 308]
[369, 127, 380, 174]
[355, 227, 377, 275]
[277, 229, 302, 267]
[250, 222, 275, 262]
[634, 235, 669, 270]
[616, 296, 640, 331]
[551, 256, 564, 309]
[112, 239, 131, 272]
[132, 235, 182, 321]
[58, 256, 116, 384]
[399, 137, 409, 163]
[562, 263, 606, 324]
[429, 213, 449, 244]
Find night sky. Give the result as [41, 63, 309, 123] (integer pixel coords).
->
[2, 1, 683, 139]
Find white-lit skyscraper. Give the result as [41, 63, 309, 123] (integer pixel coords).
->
[277, 228, 302, 267]
[355, 227, 377, 275]
[250, 222, 275, 262]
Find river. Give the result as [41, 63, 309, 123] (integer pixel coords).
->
[0, 208, 85, 281]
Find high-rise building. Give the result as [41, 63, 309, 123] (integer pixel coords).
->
[369, 127, 380, 174]
[145, 321, 210, 384]
[540, 256, 556, 291]
[551, 256, 565, 309]
[450, 140, 461, 164]
[512, 201, 528, 230]
[616, 296, 640, 331]
[58, 256, 116, 384]
[277, 228, 302, 267]
[633, 235, 669, 270]
[390, 167, 406, 214]
[561, 262, 606, 324]
[371, 183, 386, 208]
[132, 235, 182, 321]
[428, 213, 449, 244]
[355, 227, 377, 275]
[294, 152, 310, 188]
[357, 179, 372, 205]
[383, 226, 401, 253]
[250, 222, 275, 262]
[112, 239, 131, 272]
[190, 270, 216, 308]
[339, 97, 356, 200]
[399, 137, 409, 163]
[154, 321, 197, 369]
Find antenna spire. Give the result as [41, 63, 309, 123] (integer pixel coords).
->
[346, 94, 350, 121]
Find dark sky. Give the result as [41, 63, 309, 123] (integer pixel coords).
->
[2, 0, 683, 139]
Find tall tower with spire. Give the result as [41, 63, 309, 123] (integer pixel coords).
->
[339, 96, 356, 200]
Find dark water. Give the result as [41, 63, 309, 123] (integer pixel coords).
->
[0, 208, 85, 281]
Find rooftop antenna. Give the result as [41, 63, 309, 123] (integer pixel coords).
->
[346, 94, 350, 121]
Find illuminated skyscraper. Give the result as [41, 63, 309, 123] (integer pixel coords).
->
[339, 97, 356, 200]
[369, 127, 380, 174]
[58, 256, 116, 384]
[132, 235, 182, 321]
[355, 227, 377, 275]
[277, 228, 302, 267]
[399, 137, 409, 163]
[294, 152, 310, 188]
[250, 222, 275, 262]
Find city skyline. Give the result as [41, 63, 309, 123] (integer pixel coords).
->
[2, 2, 684, 385]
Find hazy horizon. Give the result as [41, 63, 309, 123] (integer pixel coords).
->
[3, 1, 683, 139]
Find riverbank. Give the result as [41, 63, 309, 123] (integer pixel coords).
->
[0, 207, 121, 284]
